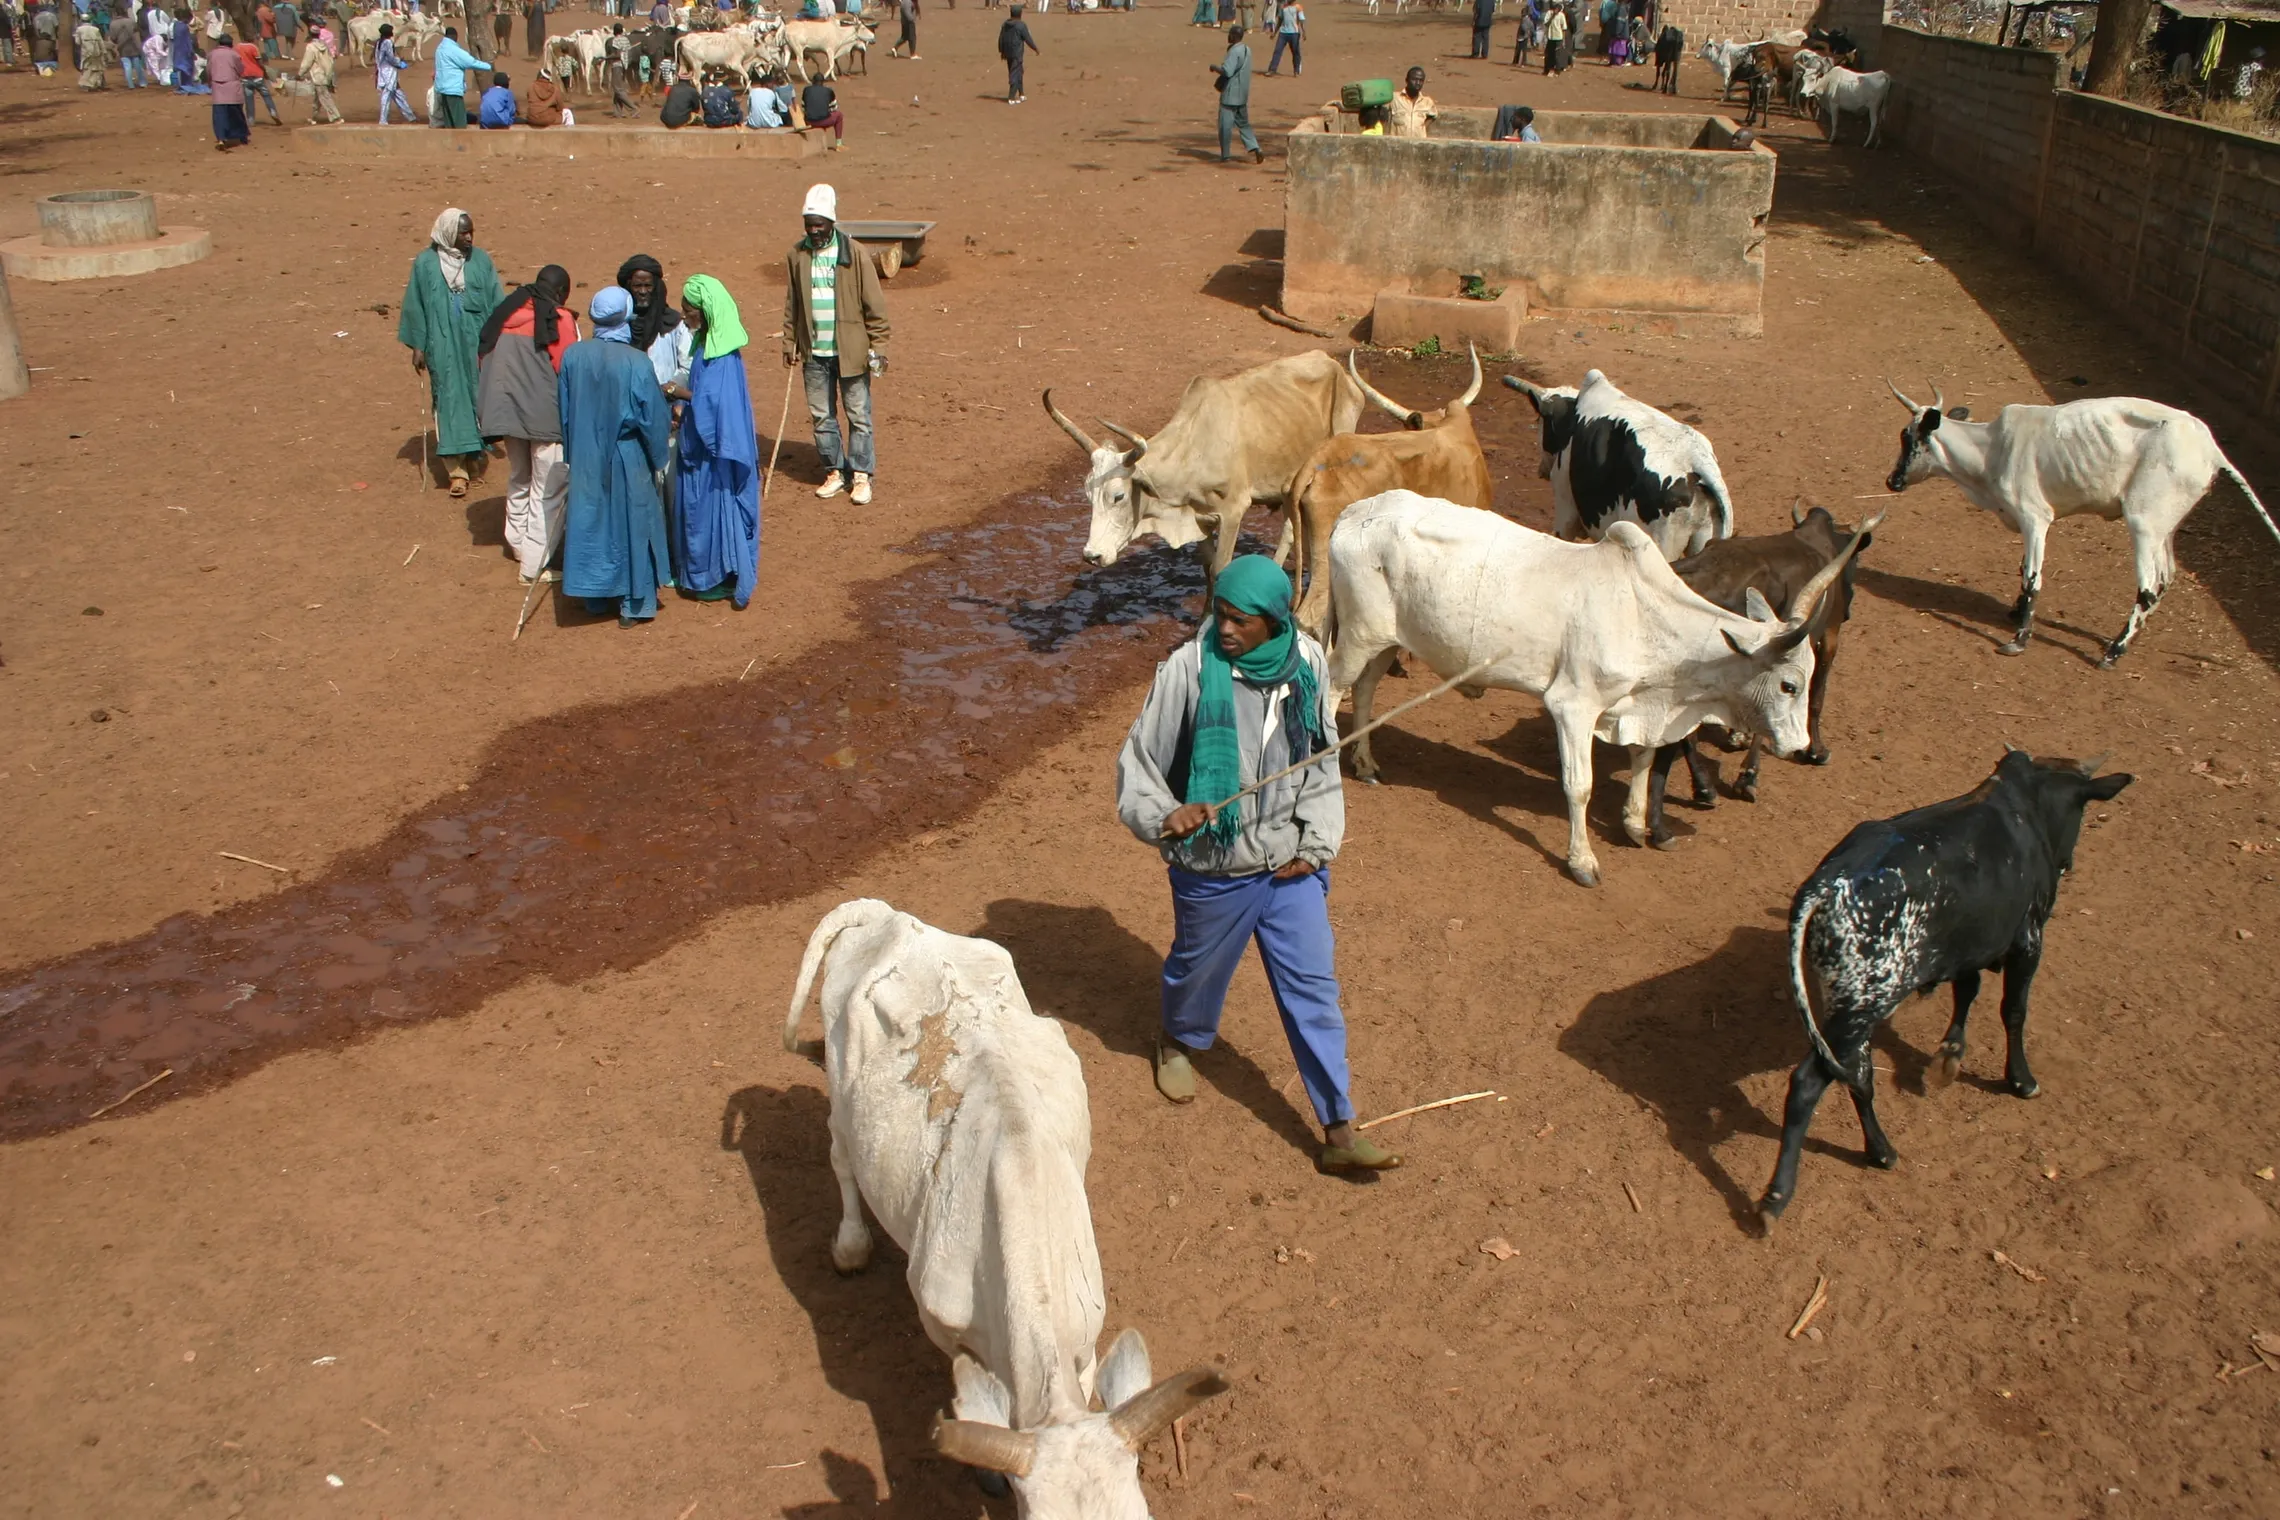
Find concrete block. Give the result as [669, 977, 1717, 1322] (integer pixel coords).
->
[1370, 288, 1527, 352]
[291, 123, 826, 161]
[0, 229, 212, 282]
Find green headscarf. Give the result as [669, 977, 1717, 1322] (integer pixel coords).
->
[1186, 555, 1326, 849]
[679, 273, 750, 361]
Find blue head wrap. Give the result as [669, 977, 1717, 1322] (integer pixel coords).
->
[589, 285, 635, 344]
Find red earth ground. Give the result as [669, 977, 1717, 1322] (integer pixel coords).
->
[3, 8, 2279, 1518]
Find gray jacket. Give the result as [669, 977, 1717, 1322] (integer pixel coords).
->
[1216, 42, 1252, 108]
[477, 329, 564, 444]
[1116, 633, 1343, 877]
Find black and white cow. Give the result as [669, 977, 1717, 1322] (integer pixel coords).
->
[1758, 749, 2134, 1225]
[1504, 370, 1735, 560]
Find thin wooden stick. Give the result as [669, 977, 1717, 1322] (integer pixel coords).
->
[739, 657, 758, 682]
[1200, 652, 1511, 822]
[88, 1068, 172, 1120]
[676, 1499, 701, 1520]
[761, 360, 797, 503]
[362, 1417, 393, 1438]
[1258, 304, 1339, 340]
[402, 543, 421, 567]
[1786, 1274, 1830, 1339]
[1623, 1182, 1642, 1213]
[219, 851, 291, 874]
[1173, 1417, 1189, 1479]
[1355, 1089, 1497, 1131]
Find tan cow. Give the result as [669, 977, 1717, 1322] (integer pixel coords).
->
[1283, 346, 1491, 636]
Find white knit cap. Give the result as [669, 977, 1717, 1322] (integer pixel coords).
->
[802, 183, 837, 222]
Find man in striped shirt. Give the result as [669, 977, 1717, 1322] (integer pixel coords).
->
[782, 183, 891, 505]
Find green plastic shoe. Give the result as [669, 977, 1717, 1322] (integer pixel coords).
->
[1154, 1040, 1197, 1105]
[1318, 1133, 1403, 1175]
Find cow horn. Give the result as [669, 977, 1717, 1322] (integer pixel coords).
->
[1108, 1367, 1230, 1450]
[1884, 377, 1920, 413]
[1097, 417, 1150, 462]
[1929, 380, 1948, 417]
[1790, 497, 1808, 527]
[2078, 750, 2111, 776]
[1454, 341, 1483, 410]
[1347, 349, 1422, 428]
[1786, 519, 1870, 629]
[2004, 740, 2028, 756]
[1856, 509, 1888, 535]
[930, 1415, 1038, 1477]
[1042, 390, 1098, 455]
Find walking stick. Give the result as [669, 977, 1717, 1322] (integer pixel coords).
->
[423, 396, 436, 490]
[761, 357, 797, 502]
[1196, 652, 1512, 824]
[512, 475, 566, 642]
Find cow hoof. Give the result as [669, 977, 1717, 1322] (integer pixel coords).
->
[1688, 790, 1718, 811]
[1866, 1145, 1899, 1170]
[2008, 1077, 2042, 1100]
[1566, 861, 1600, 889]
[1650, 831, 1680, 852]
[1802, 745, 1831, 767]
[830, 1228, 873, 1276]
[1756, 1192, 1789, 1228]
[1734, 779, 1759, 804]
[2097, 645, 2127, 669]
[1623, 821, 1649, 849]
[1995, 637, 2030, 657]
[1928, 1048, 1961, 1090]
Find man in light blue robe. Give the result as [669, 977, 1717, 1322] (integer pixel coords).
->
[559, 287, 672, 627]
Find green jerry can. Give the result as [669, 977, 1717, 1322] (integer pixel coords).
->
[1340, 78, 1396, 112]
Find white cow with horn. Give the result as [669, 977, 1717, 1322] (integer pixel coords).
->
[1324, 492, 1864, 886]
[784, 900, 1228, 1515]
[1882, 379, 2279, 665]
[1045, 350, 1366, 596]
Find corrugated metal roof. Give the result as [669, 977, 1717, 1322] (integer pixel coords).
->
[2161, 0, 2280, 21]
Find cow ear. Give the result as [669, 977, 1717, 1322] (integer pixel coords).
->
[1945, 406, 1970, 421]
[952, 1353, 1014, 1428]
[1098, 1329, 1154, 1414]
[1742, 586, 1778, 623]
[2086, 771, 2134, 802]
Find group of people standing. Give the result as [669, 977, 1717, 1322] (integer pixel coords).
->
[393, 188, 888, 628]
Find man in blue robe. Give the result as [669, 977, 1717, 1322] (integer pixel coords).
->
[674, 274, 760, 609]
[559, 287, 672, 627]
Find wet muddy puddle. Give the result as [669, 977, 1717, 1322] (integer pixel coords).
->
[0, 485, 1269, 1141]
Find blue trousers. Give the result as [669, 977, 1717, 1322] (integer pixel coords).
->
[1161, 866, 1353, 1127]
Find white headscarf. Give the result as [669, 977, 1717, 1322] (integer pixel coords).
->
[430, 207, 470, 293]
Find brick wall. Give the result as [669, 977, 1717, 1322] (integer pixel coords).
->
[1658, 0, 1821, 43]
[1875, 26, 2280, 416]
[1876, 27, 2059, 242]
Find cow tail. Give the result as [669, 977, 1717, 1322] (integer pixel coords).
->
[1788, 895, 1846, 1079]
[2216, 454, 2280, 550]
[785, 900, 892, 1052]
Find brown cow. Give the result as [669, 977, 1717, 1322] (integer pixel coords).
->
[1634, 504, 1884, 848]
[1284, 346, 1492, 636]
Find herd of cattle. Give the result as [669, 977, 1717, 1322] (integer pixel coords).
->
[531, 9, 876, 98]
[1697, 27, 1893, 145]
[760, 344, 2274, 1514]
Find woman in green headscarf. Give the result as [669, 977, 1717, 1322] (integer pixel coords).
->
[674, 274, 760, 608]
[398, 207, 506, 497]
[1115, 555, 1402, 1175]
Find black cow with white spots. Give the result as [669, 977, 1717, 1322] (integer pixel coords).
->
[1503, 369, 1734, 560]
[1759, 749, 2134, 1225]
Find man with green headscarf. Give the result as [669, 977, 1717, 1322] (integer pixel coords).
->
[1116, 555, 1401, 1175]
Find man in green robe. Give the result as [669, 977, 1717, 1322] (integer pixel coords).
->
[398, 206, 505, 497]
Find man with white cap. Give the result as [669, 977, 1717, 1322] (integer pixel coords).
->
[783, 183, 891, 505]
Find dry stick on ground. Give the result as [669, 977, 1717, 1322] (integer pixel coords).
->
[219, 850, 291, 874]
[739, 657, 758, 682]
[1787, 1274, 1831, 1339]
[88, 1068, 172, 1120]
[1173, 1417, 1190, 1479]
[1623, 1181, 1643, 1213]
[402, 543, 420, 567]
[675, 1501, 701, 1520]
[1258, 305, 1339, 340]
[1202, 654, 1511, 822]
[361, 1417, 392, 1438]
[1355, 1090, 1498, 1131]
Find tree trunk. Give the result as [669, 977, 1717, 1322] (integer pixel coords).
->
[2081, 0, 2153, 96]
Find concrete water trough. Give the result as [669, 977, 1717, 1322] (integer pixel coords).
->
[1282, 110, 1775, 341]
[0, 190, 213, 282]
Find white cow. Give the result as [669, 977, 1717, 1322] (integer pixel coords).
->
[676, 26, 759, 82]
[783, 900, 1227, 1515]
[778, 15, 872, 79]
[1799, 66, 1892, 146]
[1883, 381, 2278, 665]
[1324, 491, 1860, 885]
[1697, 37, 1755, 90]
[350, 10, 440, 64]
[546, 28, 612, 93]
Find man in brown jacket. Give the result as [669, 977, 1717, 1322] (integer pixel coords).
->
[783, 183, 891, 504]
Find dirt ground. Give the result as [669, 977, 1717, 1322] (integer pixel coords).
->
[5, 8, 2280, 1517]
